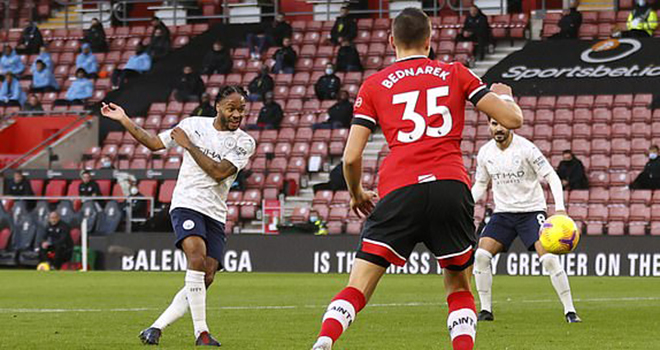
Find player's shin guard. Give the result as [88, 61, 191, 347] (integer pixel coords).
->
[473, 248, 493, 312]
[152, 287, 188, 330]
[185, 270, 209, 337]
[317, 287, 366, 345]
[540, 254, 576, 314]
[447, 291, 477, 350]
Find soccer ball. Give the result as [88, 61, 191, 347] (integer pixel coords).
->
[36, 262, 52, 271]
[539, 215, 581, 254]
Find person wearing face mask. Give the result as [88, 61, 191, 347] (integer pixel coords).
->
[621, 0, 658, 37]
[631, 145, 660, 189]
[556, 150, 588, 190]
[201, 41, 233, 75]
[173, 65, 205, 103]
[252, 91, 283, 130]
[247, 65, 274, 102]
[111, 44, 152, 89]
[99, 156, 115, 169]
[308, 209, 328, 235]
[192, 93, 216, 117]
[550, 0, 582, 39]
[315, 63, 341, 100]
[313, 90, 353, 130]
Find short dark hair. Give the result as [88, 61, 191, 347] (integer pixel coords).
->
[562, 149, 573, 154]
[392, 8, 431, 49]
[215, 85, 247, 106]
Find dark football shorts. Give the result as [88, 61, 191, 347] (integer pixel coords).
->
[480, 211, 547, 252]
[357, 180, 477, 271]
[170, 207, 227, 270]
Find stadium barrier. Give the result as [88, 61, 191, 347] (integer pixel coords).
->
[91, 233, 660, 277]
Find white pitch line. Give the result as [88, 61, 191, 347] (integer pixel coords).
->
[1, 296, 658, 314]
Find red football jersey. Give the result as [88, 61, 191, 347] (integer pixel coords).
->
[352, 56, 488, 199]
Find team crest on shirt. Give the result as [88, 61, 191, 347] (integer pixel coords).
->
[355, 97, 363, 108]
[224, 137, 237, 149]
[513, 156, 522, 167]
[183, 220, 195, 230]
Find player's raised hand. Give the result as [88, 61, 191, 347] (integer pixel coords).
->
[171, 127, 194, 150]
[100, 102, 128, 121]
[350, 190, 379, 218]
[490, 83, 514, 97]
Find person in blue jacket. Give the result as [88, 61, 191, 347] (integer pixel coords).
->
[111, 44, 152, 89]
[0, 45, 25, 76]
[0, 73, 27, 107]
[76, 43, 98, 78]
[32, 46, 53, 72]
[31, 60, 59, 93]
[55, 68, 93, 106]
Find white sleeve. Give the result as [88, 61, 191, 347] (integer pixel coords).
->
[472, 150, 490, 203]
[545, 170, 566, 212]
[528, 143, 553, 178]
[158, 118, 190, 150]
[224, 135, 256, 171]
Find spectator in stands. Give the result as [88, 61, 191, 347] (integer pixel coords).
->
[191, 92, 216, 117]
[79, 170, 102, 197]
[314, 90, 353, 129]
[0, 45, 25, 76]
[201, 40, 233, 75]
[335, 39, 363, 72]
[250, 91, 283, 130]
[148, 27, 171, 61]
[23, 94, 44, 113]
[76, 43, 98, 78]
[621, 0, 658, 37]
[173, 65, 205, 102]
[55, 68, 93, 106]
[16, 21, 43, 55]
[0, 73, 26, 107]
[33, 46, 53, 71]
[313, 162, 348, 192]
[330, 6, 358, 45]
[31, 60, 59, 93]
[315, 63, 341, 100]
[457, 5, 491, 60]
[39, 211, 73, 270]
[6, 171, 33, 196]
[272, 37, 297, 74]
[246, 13, 293, 60]
[99, 156, 114, 169]
[631, 145, 660, 189]
[111, 44, 152, 89]
[550, 1, 582, 39]
[556, 150, 589, 190]
[83, 18, 108, 53]
[151, 16, 171, 39]
[247, 65, 274, 102]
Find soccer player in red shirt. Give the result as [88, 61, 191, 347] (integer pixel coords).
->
[310, 8, 524, 350]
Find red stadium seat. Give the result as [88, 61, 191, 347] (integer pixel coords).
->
[629, 204, 651, 221]
[313, 190, 333, 205]
[331, 191, 351, 206]
[138, 180, 158, 199]
[158, 180, 176, 204]
[631, 190, 652, 205]
[587, 204, 608, 221]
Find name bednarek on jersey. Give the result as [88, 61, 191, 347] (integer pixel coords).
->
[475, 134, 553, 213]
[158, 116, 256, 223]
[381, 65, 451, 88]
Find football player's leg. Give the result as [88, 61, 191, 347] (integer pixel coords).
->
[474, 237, 504, 316]
[181, 236, 211, 338]
[536, 242, 579, 321]
[444, 268, 477, 350]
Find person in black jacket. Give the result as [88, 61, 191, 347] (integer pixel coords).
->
[631, 145, 660, 189]
[148, 27, 171, 61]
[191, 92, 216, 117]
[313, 162, 348, 192]
[314, 90, 353, 129]
[83, 18, 108, 52]
[173, 65, 205, 102]
[272, 37, 297, 74]
[79, 170, 102, 197]
[251, 92, 283, 130]
[248, 65, 275, 101]
[551, 1, 582, 39]
[16, 21, 43, 55]
[39, 211, 73, 269]
[335, 39, 363, 72]
[457, 5, 491, 60]
[330, 7, 358, 45]
[315, 63, 341, 100]
[247, 13, 293, 59]
[556, 150, 589, 190]
[201, 41, 233, 75]
[150, 16, 171, 41]
[6, 171, 33, 196]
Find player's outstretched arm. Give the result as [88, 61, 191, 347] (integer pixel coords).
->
[544, 171, 567, 215]
[170, 127, 238, 183]
[343, 124, 378, 218]
[475, 83, 523, 129]
[100, 102, 165, 151]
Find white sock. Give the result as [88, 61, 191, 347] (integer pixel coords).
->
[473, 248, 493, 312]
[541, 254, 576, 314]
[151, 287, 188, 330]
[185, 269, 209, 337]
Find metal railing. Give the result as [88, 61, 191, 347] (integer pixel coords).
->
[53, 0, 114, 28]
[1, 195, 155, 233]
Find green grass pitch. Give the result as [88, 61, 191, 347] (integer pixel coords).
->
[1, 271, 659, 349]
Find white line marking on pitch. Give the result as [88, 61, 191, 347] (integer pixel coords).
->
[1, 296, 658, 314]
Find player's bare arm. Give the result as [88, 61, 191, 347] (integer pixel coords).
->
[101, 102, 165, 151]
[475, 83, 523, 130]
[343, 124, 378, 218]
[171, 127, 238, 183]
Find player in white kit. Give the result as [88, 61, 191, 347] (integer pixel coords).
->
[101, 86, 256, 346]
[471, 116, 581, 324]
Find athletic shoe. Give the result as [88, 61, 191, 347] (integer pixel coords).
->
[195, 332, 221, 347]
[311, 336, 332, 350]
[565, 312, 582, 323]
[478, 310, 494, 321]
[138, 327, 161, 345]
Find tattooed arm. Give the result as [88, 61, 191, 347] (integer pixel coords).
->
[170, 127, 238, 182]
[101, 102, 165, 151]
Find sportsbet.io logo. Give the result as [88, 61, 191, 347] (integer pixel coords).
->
[580, 38, 642, 64]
